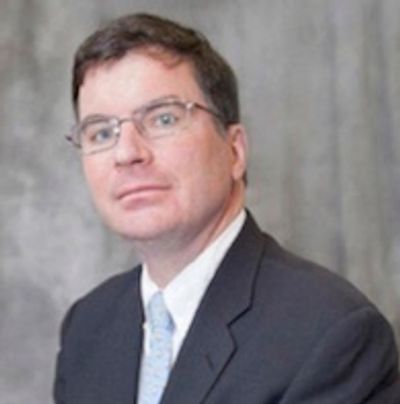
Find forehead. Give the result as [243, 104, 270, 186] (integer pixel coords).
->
[77, 52, 205, 117]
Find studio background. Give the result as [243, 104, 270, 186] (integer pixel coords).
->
[1, 1, 400, 403]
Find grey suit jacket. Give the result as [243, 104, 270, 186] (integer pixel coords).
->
[54, 214, 400, 403]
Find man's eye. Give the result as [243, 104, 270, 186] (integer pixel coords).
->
[154, 112, 178, 127]
[87, 126, 115, 144]
[144, 104, 185, 131]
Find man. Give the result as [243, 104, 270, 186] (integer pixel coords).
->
[54, 13, 400, 404]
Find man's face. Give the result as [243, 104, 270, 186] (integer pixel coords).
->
[78, 52, 247, 247]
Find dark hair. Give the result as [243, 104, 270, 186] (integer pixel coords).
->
[72, 13, 240, 127]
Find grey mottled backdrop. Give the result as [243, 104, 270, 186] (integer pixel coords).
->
[1, 1, 400, 403]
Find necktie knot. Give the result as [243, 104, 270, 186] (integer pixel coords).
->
[147, 292, 174, 334]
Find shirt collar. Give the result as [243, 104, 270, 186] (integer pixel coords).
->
[141, 209, 246, 333]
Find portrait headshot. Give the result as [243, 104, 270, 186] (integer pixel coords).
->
[1, 2, 400, 404]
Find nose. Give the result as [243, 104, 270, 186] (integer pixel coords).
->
[113, 120, 153, 167]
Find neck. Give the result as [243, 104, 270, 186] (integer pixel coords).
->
[134, 187, 245, 288]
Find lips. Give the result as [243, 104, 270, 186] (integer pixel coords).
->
[114, 184, 170, 201]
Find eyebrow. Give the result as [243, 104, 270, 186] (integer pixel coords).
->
[80, 94, 183, 123]
[131, 94, 181, 113]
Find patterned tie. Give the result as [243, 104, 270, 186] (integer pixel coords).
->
[138, 292, 175, 404]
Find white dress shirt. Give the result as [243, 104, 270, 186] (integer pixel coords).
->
[140, 210, 246, 364]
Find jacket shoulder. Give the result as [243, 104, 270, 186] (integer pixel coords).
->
[61, 268, 140, 340]
[252, 229, 392, 346]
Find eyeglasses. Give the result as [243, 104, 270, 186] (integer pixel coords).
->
[66, 98, 222, 155]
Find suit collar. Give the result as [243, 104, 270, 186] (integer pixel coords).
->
[161, 212, 272, 404]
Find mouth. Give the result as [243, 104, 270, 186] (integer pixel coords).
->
[115, 184, 170, 204]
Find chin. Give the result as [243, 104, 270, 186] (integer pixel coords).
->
[105, 212, 178, 242]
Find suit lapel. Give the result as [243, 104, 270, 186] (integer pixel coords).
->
[162, 214, 269, 404]
[89, 268, 144, 404]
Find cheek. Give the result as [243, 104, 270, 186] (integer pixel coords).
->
[167, 137, 232, 195]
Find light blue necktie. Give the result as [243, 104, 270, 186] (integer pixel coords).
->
[138, 292, 175, 404]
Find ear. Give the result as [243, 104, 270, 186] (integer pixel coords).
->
[226, 123, 248, 181]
